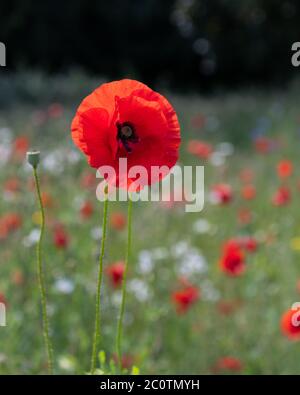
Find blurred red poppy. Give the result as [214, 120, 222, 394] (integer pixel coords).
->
[254, 136, 272, 154]
[14, 136, 29, 152]
[239, 236, 258, 253]
[80, 171, 96, 189]
[281, 307, 300, 340]
[80, 200, 94, 219]
[211, 184, 233, 204]
[5, 213, 22, 230]
[0, 212, 22, 239]
[0, 293, 7, 306]
[106, 261, 125, 288]
[71, 79, 180, 189]
[212, 357, 243, 373]
[241, 184, 256, 200]
[277, 160, 293, 179]
[272, 186, 291, 206]
[187, 140, 212, 160]
[53, 225, 69, 249]
[12, 136, 29, 159]
[172, 284, 199, 314]
[11, 270, 24, 286]
[219, 239, 245, 276]
[112, 353, 134, 370]
[41, 192, 54, 208]
[217, 300, 241, 316]
[0, 223, 8, 240]
[110, 212, 127, 231]
[4, 177, 21, 194]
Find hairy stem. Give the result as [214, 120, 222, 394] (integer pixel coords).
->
[116, 197, 133, 372]
[33, 167, 54, 374]
[91, 196, 109, 373]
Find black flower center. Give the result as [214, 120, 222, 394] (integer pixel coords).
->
[120, 125, 133, 138]
[117, 122, 139, 153]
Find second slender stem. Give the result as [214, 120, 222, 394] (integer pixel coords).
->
[33, 167, 54, 374]
[116, 197, 133, 372]
[91, 195, 109, 373]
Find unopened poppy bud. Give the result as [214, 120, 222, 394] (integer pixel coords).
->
[27, 151, 40, 168]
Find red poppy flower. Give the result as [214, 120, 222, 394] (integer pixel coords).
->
[212, 357, 243, 373]
[272, 186, 291, 206]
[71, 79, 180, 189]
[219, 239, 245, 276]
[211, 184, 233, 205]
[80, 200, 94, 219]
[110, 212, 127, 231]
[106, 261, 125, 288]
[53, 225, 69, 249]
[241, 184, 256, 200]
[281, 307, 300, 340]
[187, 140, 212, 160]
[277, 160, 293, 179]
[172, 285, 199, 314]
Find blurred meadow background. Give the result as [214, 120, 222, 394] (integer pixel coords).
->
[1, 0, 300, 375]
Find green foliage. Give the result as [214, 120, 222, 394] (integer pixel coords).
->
[1, 0, 299, 89]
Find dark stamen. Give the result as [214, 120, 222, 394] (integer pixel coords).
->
[117, 122, 139, 153]
[120, 125, 133, 138]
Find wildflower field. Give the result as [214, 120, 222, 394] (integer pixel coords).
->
[1, 74, 300, 375]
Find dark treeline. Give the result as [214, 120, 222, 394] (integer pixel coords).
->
[0, 0, 299, 90]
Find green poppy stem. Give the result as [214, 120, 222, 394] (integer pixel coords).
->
[33, 167, 54, 374]
[116, 197, 133, 372]
[91, 195, 109, 373]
